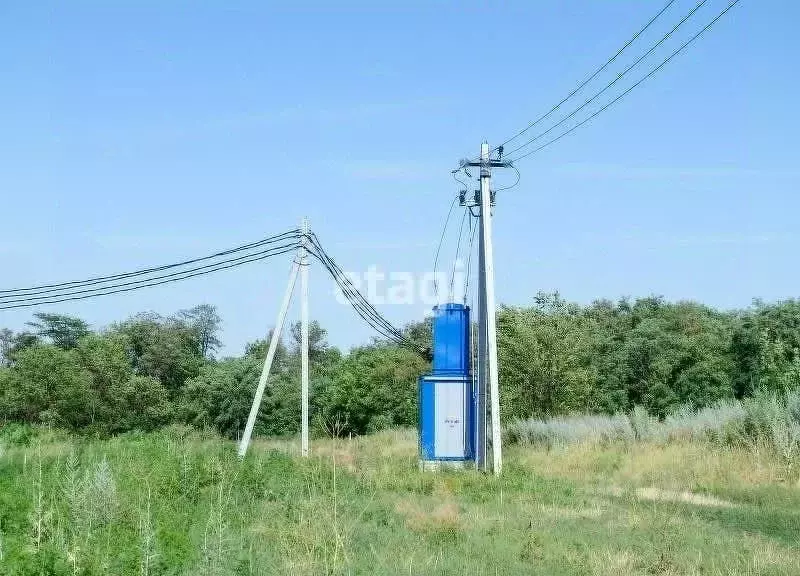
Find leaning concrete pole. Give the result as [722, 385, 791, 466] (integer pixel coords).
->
[238, 262, 299, 458]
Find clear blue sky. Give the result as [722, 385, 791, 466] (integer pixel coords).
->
[1, 1, 797, 355]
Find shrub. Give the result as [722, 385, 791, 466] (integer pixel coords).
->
[629, 405, 658, 441]
[660, 400, 746, 444]
[505, 413, 633, 448]
[507, 390, 800, 477]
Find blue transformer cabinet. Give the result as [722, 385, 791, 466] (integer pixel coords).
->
[419, 303, 475, 467]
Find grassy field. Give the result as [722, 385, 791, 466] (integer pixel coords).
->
[1, 426, 799, 575]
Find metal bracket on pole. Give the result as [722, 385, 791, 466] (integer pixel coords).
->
[238, 262, 299, 458]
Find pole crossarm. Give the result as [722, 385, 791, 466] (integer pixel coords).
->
[462, 160, 513, 169]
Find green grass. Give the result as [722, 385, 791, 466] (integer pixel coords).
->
[0, 426, 799, 575]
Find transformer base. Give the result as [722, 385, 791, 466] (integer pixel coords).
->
[419, 460, 470, 472]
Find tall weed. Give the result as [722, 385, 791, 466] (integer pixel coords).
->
[508, 388, 800, 477]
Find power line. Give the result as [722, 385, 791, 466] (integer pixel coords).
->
[305, 233, 427, 356]
[463, 211, 478, 305]
[449, 208, 469, 301]
[432, 193, 460, 303]
[456, 0, 678, 167]
[506, 0, 741, 164]
[503, 0, 710, 160]
[0, 241, 300, 305]
[0, 229, 300, 295]
[309, 247, 403, 344]
[308, 234, 428, 356]
[309, 246, 424, 354]
[493, 164, 521, 193]
[496, 0, 678, 153]
[0, 243, 300, 310]
[306, 235, 413, 346]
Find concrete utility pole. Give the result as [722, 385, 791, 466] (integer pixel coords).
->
[476, 213, 487, 471]
[300, 218, 310, 457]
[464, 142, 511, 475]
[238, 261, 299, 458]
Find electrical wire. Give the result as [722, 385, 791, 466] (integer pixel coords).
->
[308, 246, 403, 345]
[0, 229, 300, 295]
[451, 168, 470, 193]
[506, 0, 741, 164]
[432, 193, 460, 303]
[308, 233, 426, 353]
[495, 0, 678, 153]
[463, 211, 478, 305]
[448, 208, 469, 301]
[456, 0, 678, 167]
[0, 244, 300, 310]
[502, 0, 709, 160]
[308, 245, 426, 356]
[493, 164, 521, 193]
[305, 233, 427, 356]
[2, 225, 431, 360]
[0, 241, 300, 305]
[307, 237, 413, 347]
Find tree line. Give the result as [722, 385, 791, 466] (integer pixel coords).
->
[1, 293, 799, 438]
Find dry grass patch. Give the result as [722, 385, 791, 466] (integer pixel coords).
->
[536, 501, 607, 520]
[395, 499, 460, 534]
[589, 549, 638, 575]
[614, 442, 781, 490]
[744, 533, 800, 575]
[513, 441, 784, 494]
[634, 487, 736, 508]
[393, 488, 461, 536]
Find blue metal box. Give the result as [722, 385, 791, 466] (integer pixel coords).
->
[419, 374, 475, 461]
[432, 303, 471, 375]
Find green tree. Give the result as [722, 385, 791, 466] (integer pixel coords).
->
[26, 313, 90, 350]
[4, 345, 92, 429]
[180, 356, 264, 438]
[244, 329, 289, 369]
[314, 344, 427, 435]
[732, 300, 800, 396]
[497, 293, 598, 420]
[0, 366, 12, 421]
[110, 312, 204, 395]
[178, 304, 222, 359]
[109, 375, 172, 432]
[0, 328, 12, 367]
[9, 331, 40, 358]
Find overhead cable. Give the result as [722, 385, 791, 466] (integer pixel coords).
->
[0, 229, 300, 296]
[496, 0, 679, 153]
[503, 0, 710, 160]
[0, 243, 299, 310]
[456, 0, 679, 167]
[506, 0, 741, 163]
